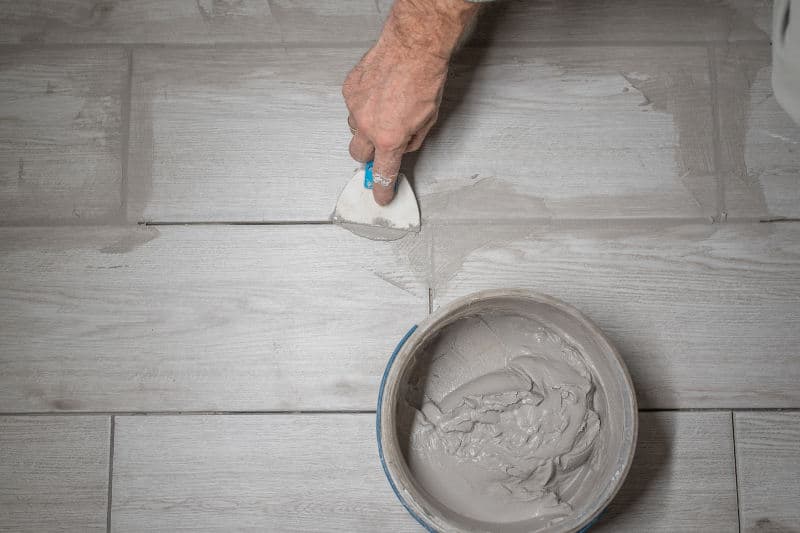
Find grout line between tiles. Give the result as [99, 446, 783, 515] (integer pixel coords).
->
[140, 220, 333, 226]
[0, 39, 770, 52]
[138, 216, 800, 226]
[106, 416, 115, 533]
[429, 223, 436, 312]
[2, 407, 799, 417]
[0, 410, 381, 416]
[464, 40, 770, 49]
[119, 48, 133, 224]
[759, 217, 800, 223]
[0, 42, 374, 51]
[423, 216, 716, 226]
[731, 411, 742, 533]
[707, 44, 727, 223]
[136, 218, 800, 227]
[3, 218, 799, 231]
[264, 0, 283, 47]
[639, 407, 800, 412]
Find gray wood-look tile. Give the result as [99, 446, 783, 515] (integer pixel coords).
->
[129, 45, 718, 223]
[127, 47, 360, 223]
[735, 412, 800, 532]
[432, 221, 800, 409]
[268, 0, 384, 43]
[414, 45, 717, 222]
[716, 44, 800, 221]
[0, 225, 427, 412]
[0, 0, 383, 44]
[0, 0, 769, 45]
[111, 414, 421, 532]
[594, 411, 738, 532]
[0, 48, 125, 224]
[0, 416, 110, 532]
[110, 411, 737, 532]
[470, 0, 770, 44]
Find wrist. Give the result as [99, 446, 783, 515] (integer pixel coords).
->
[381, 0, 479, 61]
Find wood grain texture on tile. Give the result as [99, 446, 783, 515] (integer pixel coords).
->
[111, 412, 737, 532]
[0, 48, 125, 224]
[414, 45, 717, 222]
[470, 0, 770, 44]
[129, 45, 718, 223]
[716, 44, 800, 221]
[0, 0, 768, 45]
[0, 416, 110, 532]
[127, 47, 360, 223]
[0, 225, 427, 412]
[432, 221, 800, 409]
[0, 0, 382, 44]
[111, 414, 420, 532]
[735, 412, 800, 532]
[594, 411, 738, 532]
[267, 0, 384, 43]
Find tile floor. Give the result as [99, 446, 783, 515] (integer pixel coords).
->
[1, 1, 798, 531]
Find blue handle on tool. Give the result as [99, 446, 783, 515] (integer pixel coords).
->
[364, 161, 375, 189]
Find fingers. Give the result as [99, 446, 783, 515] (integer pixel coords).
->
[406, 119, 436, 153]
[372, 144, 405, 206]
[349, 132, 374, 163]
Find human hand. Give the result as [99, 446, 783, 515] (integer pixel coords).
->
[342, 0, 479, 205]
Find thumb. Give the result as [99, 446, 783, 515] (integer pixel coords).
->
[372, 145, 405, 206]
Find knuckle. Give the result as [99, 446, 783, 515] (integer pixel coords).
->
[342, 87, 353, 103]
[341, 81, 354, 99]
[348, 138, 369, 161]
[349, 145, 366, 162]
[372, 132, 404, 153]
